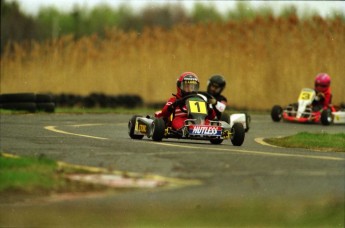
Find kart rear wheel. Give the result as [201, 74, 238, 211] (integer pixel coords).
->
[151, 118, 165, 141]
[321, 109, 332, 125]
[231, 122, 245, 146]
[128, 115, 144, 139]
[271, 105, 283, 122]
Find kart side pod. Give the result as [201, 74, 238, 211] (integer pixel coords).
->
[333, 111, 345, 124]
[229, 114, 247, 129]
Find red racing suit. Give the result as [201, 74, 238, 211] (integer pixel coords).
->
[313, 88, 332, 110]
[156, 95, 216, 130]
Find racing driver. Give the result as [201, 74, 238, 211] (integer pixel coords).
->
[312, 73, 332, 111]
[156, 72, 216, 130]
[206, 74, 228, 120]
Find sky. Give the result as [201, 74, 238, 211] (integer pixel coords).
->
[8, 0, 345, 17]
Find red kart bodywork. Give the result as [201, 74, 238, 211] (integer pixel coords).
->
[282, 105, 337, 123]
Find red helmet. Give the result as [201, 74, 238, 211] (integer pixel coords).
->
[314, 73, 331, 92]
[176, 72, 200, 97]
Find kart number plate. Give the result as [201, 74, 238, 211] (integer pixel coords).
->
[188, 100, 207, 114]
[298, 91, 313, 101]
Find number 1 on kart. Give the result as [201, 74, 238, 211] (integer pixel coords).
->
[189, 101, 207, 114]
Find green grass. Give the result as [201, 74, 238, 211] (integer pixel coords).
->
[265, 132, 345, 152]
[0, 154, 62, 193]
[0, 154, 108, 195]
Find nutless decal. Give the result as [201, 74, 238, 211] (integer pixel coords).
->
[189, 126, 221, 135]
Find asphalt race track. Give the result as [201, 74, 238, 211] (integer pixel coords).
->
[1, 113, 344, 226]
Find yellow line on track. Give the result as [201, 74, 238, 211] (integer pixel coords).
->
[44, 124, 345, 161]
[44, 125, 108, 140]
[254, 137, 283, 148]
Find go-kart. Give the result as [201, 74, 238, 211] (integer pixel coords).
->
[128, 93, 246, 146]
[271, 88, 345, 125]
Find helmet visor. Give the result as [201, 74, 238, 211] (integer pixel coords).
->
[315, 83, 328, 88]
[315, 83, 328, 92]
[181, 80, 199, 92]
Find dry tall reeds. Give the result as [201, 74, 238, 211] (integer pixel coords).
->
[1, 16, 344, 110]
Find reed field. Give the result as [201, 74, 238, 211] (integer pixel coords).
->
[1, 16, 344, 110]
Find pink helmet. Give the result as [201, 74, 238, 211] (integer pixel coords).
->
[314, 73, 331, 92]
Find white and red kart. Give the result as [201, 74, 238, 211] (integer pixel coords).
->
[128, 93, 247, 146]
[271, 88, 345, 125]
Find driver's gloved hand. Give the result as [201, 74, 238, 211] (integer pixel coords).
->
[315, 92, 325, 101]
[175, 98, 184, 106]
[208, 98, 217, 105]
[167, 103, 175, 113]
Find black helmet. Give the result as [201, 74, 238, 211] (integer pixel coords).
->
[207, 75, 226, 95]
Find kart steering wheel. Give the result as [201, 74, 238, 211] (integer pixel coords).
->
[176, 92, 214, 113]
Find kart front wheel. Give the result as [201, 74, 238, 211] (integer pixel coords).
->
[231, 123, 245, 146]
[151, 118, 165, 141]
[271, 105, 283, 122]
[321, 109, 332, 126]
[128, 115, 144, 140]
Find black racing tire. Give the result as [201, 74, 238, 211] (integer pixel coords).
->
[271, 105, 283, 122]
[36, 93, 54, 103]
[151, 118, 166, 141]
[37, 102, 55, 113]
[210, 138, 223, 144]
[0, 93, 36, 103]
[128, 115, 144, 140]
[1, 102, 36, 112]
[231, 122, 245, 146]
[321, 109, 332, 126]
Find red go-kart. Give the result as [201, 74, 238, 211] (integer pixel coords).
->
[271, 88, 345, 125]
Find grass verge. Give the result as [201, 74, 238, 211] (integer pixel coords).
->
[0, 153, 109, 200]
[265, 132, 345, 152]
[1, 154, 343, 226]
[0, 154, 60, 193]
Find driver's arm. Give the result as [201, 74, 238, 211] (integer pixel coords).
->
[161, 97, 177, 117]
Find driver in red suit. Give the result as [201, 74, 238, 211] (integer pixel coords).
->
[312, 73, 332, 111]
[155, 72, 216, 130]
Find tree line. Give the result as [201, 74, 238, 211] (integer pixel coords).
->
[1, 0, 344, 55]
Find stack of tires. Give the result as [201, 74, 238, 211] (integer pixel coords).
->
[0, 93, 55, 113]
[54, 93, 144, 109]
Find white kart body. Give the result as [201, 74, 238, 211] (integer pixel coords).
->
[229, 113, 247, 130]
[332, 111, 345, 124]
[297, 88, 315, 118]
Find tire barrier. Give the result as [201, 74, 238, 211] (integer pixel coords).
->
[54, 93, 144, 109]
[0, 93, 55, 113]
[0, 92, 144, 111]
